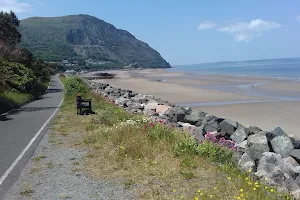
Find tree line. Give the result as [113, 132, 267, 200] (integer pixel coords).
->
[0, 11, 62, 93]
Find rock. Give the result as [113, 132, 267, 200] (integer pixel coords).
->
[282, 178, 300, 191]
[114, 97, 130, 107]
[204, 114, 217, 122]
[282, 156, 300, 167]
[126, 101, 143, 109]
[144, 102, 158, 111]
[219, 119, 237, 135]
[292, 166, 300, 174]
[291, 137, 300, 149]
[247, 132, 270, 160]
[143, 109, 156, 116]
[231, 127, 248, 143]
[165, 107, 186, 122]
[104, 86, 114, 93]
[236, 140, 248, 149]
[270, 135, 294, 158]
[268, 166, 285, 185]
[131, 94, 148, 104]
[184, 107, 193, 115]
[249, 126, 262, 135]
[257, 152, 281, 174]
[203, 119, 220, 133]
[291, 189, 300, 199]
[277, 186, 289, 194]
[181, 123, 196, 132]
[183, 111, 206, 125]
[238, 153, 255, 171]
[290, 149, 300, 163]
[277, 162, 297, 179]
[156, 105, 170, 116]
[193, 127, 205, 141]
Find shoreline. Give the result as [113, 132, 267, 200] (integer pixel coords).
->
[86, 68, 300, 137]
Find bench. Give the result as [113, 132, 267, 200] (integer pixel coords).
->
[76, 94, 92, 115]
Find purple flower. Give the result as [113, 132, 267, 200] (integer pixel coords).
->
[212, 137, 217, 142]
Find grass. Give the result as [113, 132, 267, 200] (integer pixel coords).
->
[52, 76, 292, 200]
[32, 155, 46, 162]
[20, 183, 34, 197]
[0, 81, 49, 114]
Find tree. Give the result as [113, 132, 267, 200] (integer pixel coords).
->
[0, 11, 21, 46]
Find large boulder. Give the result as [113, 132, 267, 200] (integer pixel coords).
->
[270, 135, 294, 158]
[165, 107, 186, 122]
[156, 105, 170, 116]
[183, 111, 206, 125]
[238, 153, 255, 171]
[193, 127, 205, 141]
[290, 149, 300, 163]
[219, 119, 238, 135]
[290, 137, 300, 149]
[104, 86, 115, 94]
[231, 126, 248, 143]
[126, 101, 143, 110]
[131, 94, 148, 104]
[114, 97, 130, 107]
[144, 102, 158, 111]
[247, 132, 270, 160]
[249, 126, 262, 135]
[257, 152, 281, 174]
[203, 119, 220, 133]
[282, 156, 300, 167]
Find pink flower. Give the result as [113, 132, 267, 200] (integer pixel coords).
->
[219, 137, 225, 141]
[212, 137, 217, 142]
[199, 140, 203, 144]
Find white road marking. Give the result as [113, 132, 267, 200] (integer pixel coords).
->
[0, 76, 65, 186]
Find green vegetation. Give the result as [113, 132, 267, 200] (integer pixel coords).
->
[0, 11, 62, 114]
[19, 15, 171, 68]
[52, 76, 292, 200]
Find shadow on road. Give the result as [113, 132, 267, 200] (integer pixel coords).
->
[0, 115, 12, 121]
[46, 89, 63, 93]
[6, 106, 61, 116]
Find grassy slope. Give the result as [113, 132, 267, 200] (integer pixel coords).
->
[0, 81, 49, 114]
[53, 76, 291, 200]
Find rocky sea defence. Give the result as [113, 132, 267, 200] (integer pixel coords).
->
[86, 79, 300, 199]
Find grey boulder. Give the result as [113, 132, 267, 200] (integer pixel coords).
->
[247, 132, 270, 160]
[270, 134, 294, 158]
[219, 119, 238, 135]
[231, 126, 248, 143]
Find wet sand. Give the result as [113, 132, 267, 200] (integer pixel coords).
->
[89, 69, 300, 138]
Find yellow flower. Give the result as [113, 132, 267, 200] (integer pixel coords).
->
[238, 197, 241, 200]
[195, 197, 199, 200]
[119, 146, 125, 149]
[247, 181, 252, 185]
[265, 186, 268, 189]
[253, 187, 257, 191]
[197, 190, 201, 193]
[200, 193, 203, 196]
[209, 194, 213, 198]
[265, 177, 268, 180]
[270, 189, 274, 192]
[228, 177, 232, 180]
[214, 187, 217, 190]
[173, 189, 176, 192]
[181, 196, 184, 199]
[248, 169, 252, 173]
[245, 177, 249, 181]
[240, 193, 244, 197]
[254, 182, 259, 185]
[233, 197, 237, 199]
[240, 189, 244, 192]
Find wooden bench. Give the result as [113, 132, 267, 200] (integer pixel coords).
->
[76, 94, 92, 115]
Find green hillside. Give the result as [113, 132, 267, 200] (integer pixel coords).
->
[19, 15, 171, 68]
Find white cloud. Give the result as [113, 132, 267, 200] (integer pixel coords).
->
[0, 0, 31, 13]
[219, 19, 280, 42]
[197, 21, 216, 30]
[296, 15, 300, 23]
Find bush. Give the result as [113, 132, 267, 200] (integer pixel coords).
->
[64, 76, 89, 95]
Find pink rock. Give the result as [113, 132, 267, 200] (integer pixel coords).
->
[156, 105, 170, 115]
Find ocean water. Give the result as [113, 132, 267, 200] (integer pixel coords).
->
[168, 58, 300, 79]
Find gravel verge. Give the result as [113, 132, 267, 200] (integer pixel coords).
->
[3, 128, 136, 200]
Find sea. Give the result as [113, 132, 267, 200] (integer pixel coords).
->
[168, 58, 300, 79]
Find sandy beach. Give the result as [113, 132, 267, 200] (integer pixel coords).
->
[89, 69, 300, 138]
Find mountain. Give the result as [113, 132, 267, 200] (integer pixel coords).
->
[19, 14, 171, 68]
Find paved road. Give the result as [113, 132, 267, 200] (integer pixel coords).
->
[0, 75, 64, 199]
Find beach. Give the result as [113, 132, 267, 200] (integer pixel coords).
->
[89, 69, 300, 138]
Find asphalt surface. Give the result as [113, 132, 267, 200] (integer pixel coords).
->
[0, 75, 64, 199]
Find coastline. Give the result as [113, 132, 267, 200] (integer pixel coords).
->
[86, 68, 300, 138]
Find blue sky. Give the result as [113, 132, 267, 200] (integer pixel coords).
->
[1, 0, 300, 65]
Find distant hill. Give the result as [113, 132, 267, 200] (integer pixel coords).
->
[19, 14, 171, 68]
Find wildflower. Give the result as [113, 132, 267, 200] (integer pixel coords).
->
[212, 137, 217, 142]
[181, 196, 184, 199]
[248, 169, 252, 173]
[199, 140, 203, 144]
[119, 146, 125, 149]
[270, 189, 274, 192]
[240, 194, 244, 197]
[200, 193, 203, 196]
[245, 177, 249, 181]
[237, 197, 241, 200]
[213, 187, 217, 190]
[173, 189, 176, 192]
[240, 189, 243, 192]
[197, 190, 201, 193]
[264, 186, 268, 189]
[209, 194, 213, 198]
[227, 177, 231, 180]
[265, 177, 268, 181]
[247, 182, 252, 185]
[254, 182, 258, 185]
[195, 197, 199, 200]
[253, 188, 256, 191]
[255, 184, 260, 188]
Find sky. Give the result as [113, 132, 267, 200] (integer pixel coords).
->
[1, 0, 300, 65]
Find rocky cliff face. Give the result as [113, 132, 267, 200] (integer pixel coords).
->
[19, 14, 171, 68]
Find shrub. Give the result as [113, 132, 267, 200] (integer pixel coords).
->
[64, 76, 89, 95]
